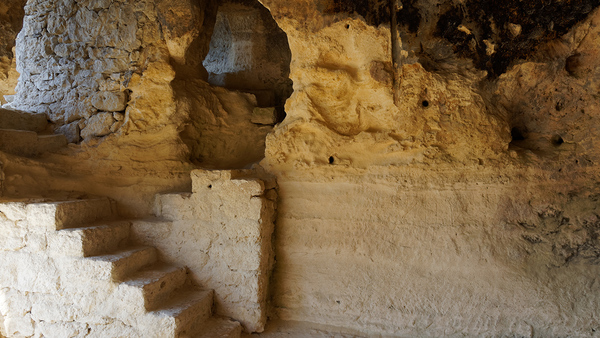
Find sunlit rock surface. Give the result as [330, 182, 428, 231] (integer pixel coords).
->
[1, 0, 600, 336]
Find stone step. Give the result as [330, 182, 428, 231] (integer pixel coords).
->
[77, 246, 157, 281]
[37, 134, 68, 154]
[196, 317, 242, 338]
[0, 129, 36, 155]
[0, 108, 48, 132]
[47, 221, 131, 257]
[0, 129, 66, 157]
[26, 198, 115, 231]
[149, 289, 214, 338]
[120, 263, 187, 312]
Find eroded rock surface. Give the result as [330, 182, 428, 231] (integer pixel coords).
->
[2, 0, 600, 337]
[0, 0, 25, 105]
[256, 1, 600, 336]
[261, 1, 508, 170]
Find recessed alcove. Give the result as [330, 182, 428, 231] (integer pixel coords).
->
[202, 0, 292, 122]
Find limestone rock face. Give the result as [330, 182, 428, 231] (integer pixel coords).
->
[272, 167, 600, 337]
[255, 1, 600, 336]
[0, 0, 25, 105]
[260, 1, 509, 171]
[176, 79, 273, 169]
[494, 10, 600, 167]
[7, 0, 278, 169]
[3, 0, 600, 337]
[0, 107, 47, 132]
[203, 1, 292, 108]
[132, 169, 277, 333]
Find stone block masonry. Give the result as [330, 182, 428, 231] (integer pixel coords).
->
[0, 196, 243, 337]
[132, 169, 277, 333]
[11, 0, 178, 142]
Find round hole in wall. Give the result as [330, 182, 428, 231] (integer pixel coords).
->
[329, 156, 335, 164]
[551, 135, 564, 146]
[422, 100, 429, 107]
[345, 24, 350, 29]
[555, 100, 564, 111]
[208, 184, 212, 189]
[510, 127, 526, 141]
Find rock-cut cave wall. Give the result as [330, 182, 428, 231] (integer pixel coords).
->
[11, 0, 184, 145]
[0, 0, 296, 216]
[258, 0, 600, 336]
[1, 0, 600, 336]
[203, 0, 293, 110]
[6, 0, 291, 170]
[0, 0, 25, 105]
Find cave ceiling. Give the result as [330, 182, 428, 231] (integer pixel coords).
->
[322, 0, 600, 77]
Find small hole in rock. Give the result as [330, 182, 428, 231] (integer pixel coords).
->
[510, 127, 526, 141]
[422, 100, 429, 107]
[345, 24, 350, 29]
[336, 300, 341, 304]
[551, 135, 564, 146]
[329, 156, 335, 164]
[208, 184, 212, 189]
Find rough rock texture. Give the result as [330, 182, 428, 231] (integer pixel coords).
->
[0, 0, 25, 105]
[495, 12, 600, 168]
[3, 0, 600, 336]
[0, 0, 280, 217]
[203, 0, 293, 109]
[12, 0, 172, 136]
[261, 6, 507, 169]
[0, 107, 47, 132]
[256, 0, 600, 336]
[7, 0, 281, 169]
[176, 79, 273, 169]
[168, 0, 292, 168]
[132, 169, 277, 332]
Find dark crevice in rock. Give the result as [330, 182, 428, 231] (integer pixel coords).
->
[323, 0, 390, 26]
[321, 0, 600, 78]
[435, 0, 600, 77]
[322, 0, 421, 32]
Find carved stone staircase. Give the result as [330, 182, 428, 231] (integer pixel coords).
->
[0, 197, 242, 337]
[0, 108, 67, 157]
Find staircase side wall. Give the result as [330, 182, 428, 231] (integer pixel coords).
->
[132, 169, 277, 333]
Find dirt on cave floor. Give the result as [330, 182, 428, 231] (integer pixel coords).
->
[241, 320, 369, 338]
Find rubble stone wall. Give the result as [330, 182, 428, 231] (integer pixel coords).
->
[11, 0, 178, 142]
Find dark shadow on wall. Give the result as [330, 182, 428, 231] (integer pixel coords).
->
[0, 0, 26, 105]
[162, 0, 293, 169]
